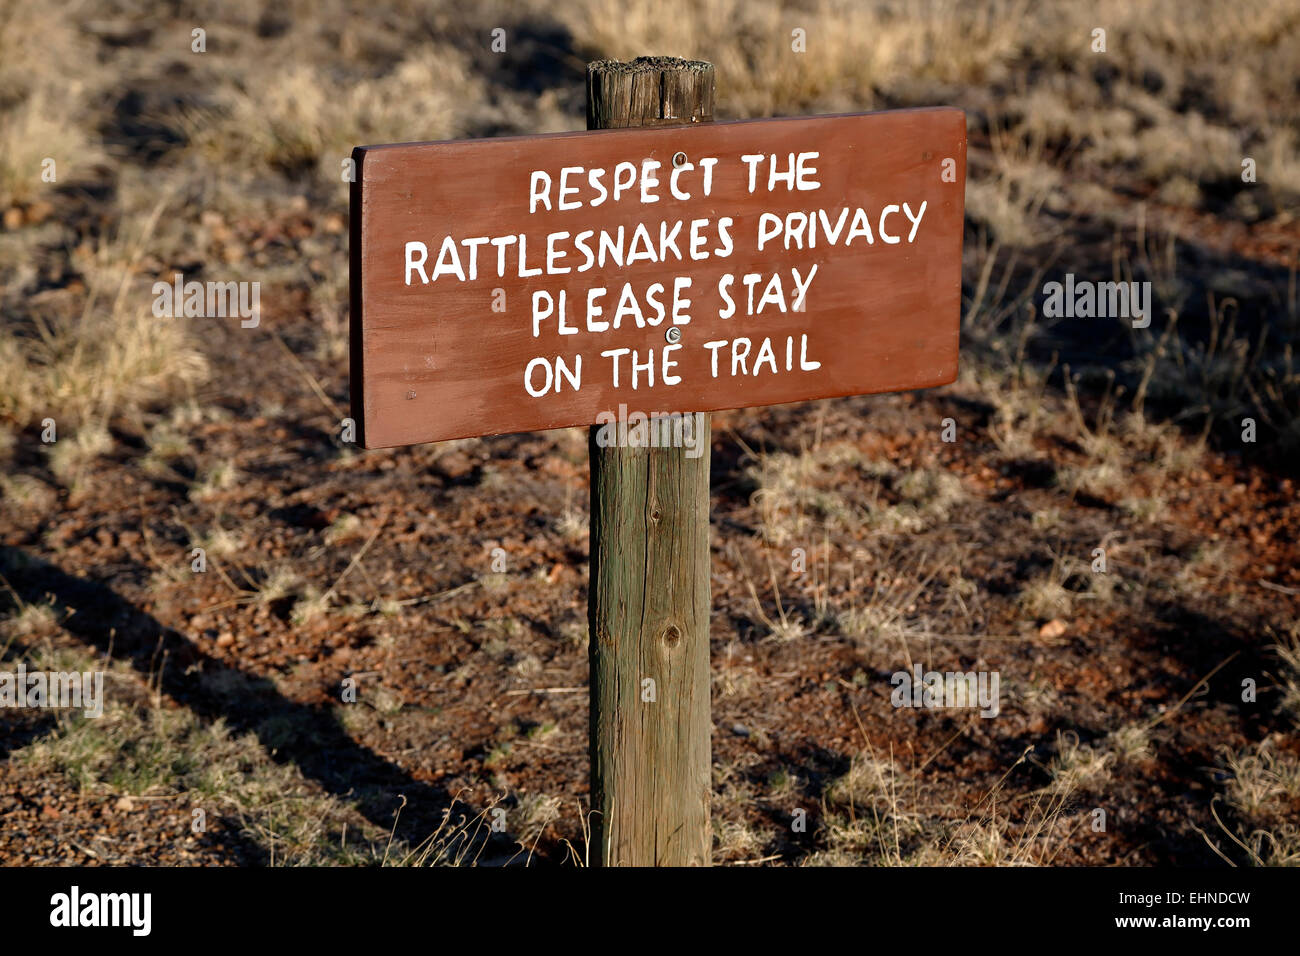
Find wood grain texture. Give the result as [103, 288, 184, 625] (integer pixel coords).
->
[586, 56, 715, 129]
[588, 412, 713, 866]
[349, 103, 966, 448]
[587, 57, 714, 868]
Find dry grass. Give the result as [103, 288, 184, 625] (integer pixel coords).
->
[183, 48, 490, 178]
[0, 0, 104, 206]
[566, 0, 1033, 117]
[966, 122, 1065, 250]
[4, 618, 549, 866]
[746, 441, 861, 546]
[809, 741, 1084, 866]
[0, 189, 208, 442]
[7, 638, 390, 865]
[0, 89, 99, 210]
[1210, 738, 1300, 866]
[1204, 628, 1300, 866]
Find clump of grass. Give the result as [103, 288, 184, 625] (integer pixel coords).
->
[511, 653, 543, 679]
[1277, 629, 1300, 726]
[767, 767, 798, 799]
[1119, 491, 1168, 523]
[832, 547, 945, 661]
[0, 86, 98, 210]
[965, 121, 1064, 249]
[323, 513, 363, 547]
[1046, 731, 1112, 797]
[743, 558, 810, 643]
[0, 473, 57, 511]
[555, 507, 587, 540]
[368, 685, 405, 717]
[1207, 738, 1300, 866]
[875, 467, 966, 532]
[1201, 627, 1300, 866]
[826, 752, 896, 808]
[1135, 112, 1243, 184]
[0, 195, 208, 434]
[290, 586, 331, 626]
[190, 461, 238, 502]
[839, 604, 900, 646]
[1222, 740, 1300, 820]
[813, 755, 927, 866]
[978, 328, 1058, 456]
[0, 600, 60, 643]
[256, 566, 301, 606]
[1106, 722, 1153, 763]
[0, 0, 101, 107]
[715, 819, 767, 863]
[0, 0, 105, 211]
[390, 791, 526, 867]
[139, 419, 193, 478]
[1056, 368, 1131, 499]
[1018, 566, 1073, 620]
[46, 423, 112, 482]
[747, 442, 860, 546]
[193, 524, 243, 562]
[1137, 298, 1291, 448]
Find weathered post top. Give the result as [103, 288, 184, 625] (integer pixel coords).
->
[586, 56, 715, 129]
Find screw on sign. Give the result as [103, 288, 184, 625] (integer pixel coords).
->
[349, 56, 966, 865]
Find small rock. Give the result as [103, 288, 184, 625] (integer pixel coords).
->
[115, 796, 134, 813]
[1038, 619, 1068, 640]
[216, 632, 235, 648]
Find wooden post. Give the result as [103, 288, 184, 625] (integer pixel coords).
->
[587, 57, 715, 867]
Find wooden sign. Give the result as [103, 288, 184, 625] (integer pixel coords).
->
[350, 108, 966, 449]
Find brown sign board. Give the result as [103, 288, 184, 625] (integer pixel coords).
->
[349, 108, 966, 449]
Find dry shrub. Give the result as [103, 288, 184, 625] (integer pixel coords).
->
[0, 190, 208, 433]
[185, 46, 489, 177]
